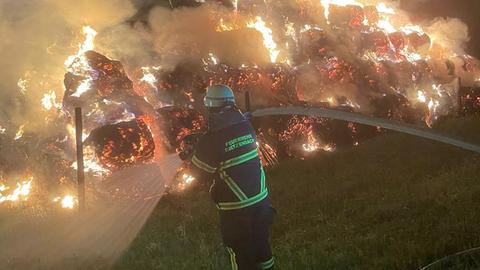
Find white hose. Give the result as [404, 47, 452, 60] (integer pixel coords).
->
[252, 106, 480, 154]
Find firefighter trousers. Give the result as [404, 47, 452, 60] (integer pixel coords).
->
[220, 204, 275, 270]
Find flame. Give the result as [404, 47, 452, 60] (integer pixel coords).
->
[376, 19, 397, 33]
[66, 123, 89, 143]
[71, 146, 111, 176]
[320, 1, 428, 64]
[17, 77, 28, 94]
[64, 26, 97, 97]
[140, 66, 161, 89]
[302, 130, 336, 153]
[66, 123, 110, 176]
[177, 173, 196, 191]
[375, 3, 426, 36]
[302, 142, 319, 152]
[417, 88, 441, 127]
[232, 0, 239, 13]
[14, 124, 26, 140]
[425, 99, 440, 127]
[209, 52, 219, 65]
[285, 22, 297, 47]
[321, 0, 364, 22]
[0, 177, 33, 204]
[375, 2, 397, 34]
[216, 18, 239, 32]
[53, 195, 77, 209]
[376, 2, 395, 15]
[41, 90, 61, 111]
[202, 52, 220, 68]
[417, 90, 427, 103]
[321, 144, 336, 152]
[302, 142, 336, 152]
[247, 17, 280, 63]
[183, 174, 195, 184]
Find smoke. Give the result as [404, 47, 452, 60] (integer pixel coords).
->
[145, 4, 272, 69]
[0, 0, 136, 133]
[0, 0, 475, 133]
[0, 0, 277, 135]
[427, 17, 470, 56]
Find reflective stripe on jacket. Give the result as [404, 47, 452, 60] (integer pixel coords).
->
[191, 109, 268, 211]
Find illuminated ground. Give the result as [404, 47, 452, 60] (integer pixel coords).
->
[115, 115, 480, 270]
[1, 116, 480, 270]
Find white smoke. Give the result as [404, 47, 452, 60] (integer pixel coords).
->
[0, 0, 136, 133]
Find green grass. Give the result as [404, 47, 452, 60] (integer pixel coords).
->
[112, 116, 480, 270]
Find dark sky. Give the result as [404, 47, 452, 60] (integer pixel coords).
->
[401, 0, 480, 58]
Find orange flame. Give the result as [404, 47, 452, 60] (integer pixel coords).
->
[64, 26, 97, 97]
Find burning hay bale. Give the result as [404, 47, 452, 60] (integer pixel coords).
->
[1, 0, 480, 211]
[85, 119, 155, 170]
[328, 4, 365, 28]
[298, 27, 328, 60]
[63, 49, 169, 172]
[64, 50, 136, 99]
[63, 50, 156, 122]
[156, 106, 206, 151]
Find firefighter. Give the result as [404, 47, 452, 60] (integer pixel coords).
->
[185, 84, 275, 270]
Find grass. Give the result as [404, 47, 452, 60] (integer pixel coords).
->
[112, 115, 480, 270]
[1, 116, 479, 270]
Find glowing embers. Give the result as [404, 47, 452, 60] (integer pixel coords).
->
[256, 133, 279, 167]
[458, 85, 480, 116]
[64, 50, 135, 99]
[86, 119, 156, 170]
[299, 27, 328, 60]
[0, 177, 33, 204]
[327, 4, 365, 27]
[216, 17, 241, 32]
[156, 106, 206, 151]
[279, 115, 337, 156]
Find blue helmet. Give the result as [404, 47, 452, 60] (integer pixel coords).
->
[204, 85, 236, 108]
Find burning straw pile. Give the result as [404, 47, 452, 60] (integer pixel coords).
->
[0, 0, 479, 210]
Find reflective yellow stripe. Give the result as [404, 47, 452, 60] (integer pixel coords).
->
[217, 149, 266, 211]
[226, 247, 238, 270]
[260, 167, 266, 192]
[220, 149, 259, 169]
[192, 155, 216, 173]
[218, 166, 268, 211]
[217, 188, 268, 211]
[220, 170, 248, 201]
[258, 257, 274, 269]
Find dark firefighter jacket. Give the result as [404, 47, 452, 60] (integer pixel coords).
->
[190, 109, 269, 211]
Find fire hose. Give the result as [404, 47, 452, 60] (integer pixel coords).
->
[251, 106, 480, 154]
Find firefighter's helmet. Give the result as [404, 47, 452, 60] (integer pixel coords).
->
[204, 85, 236, 108]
